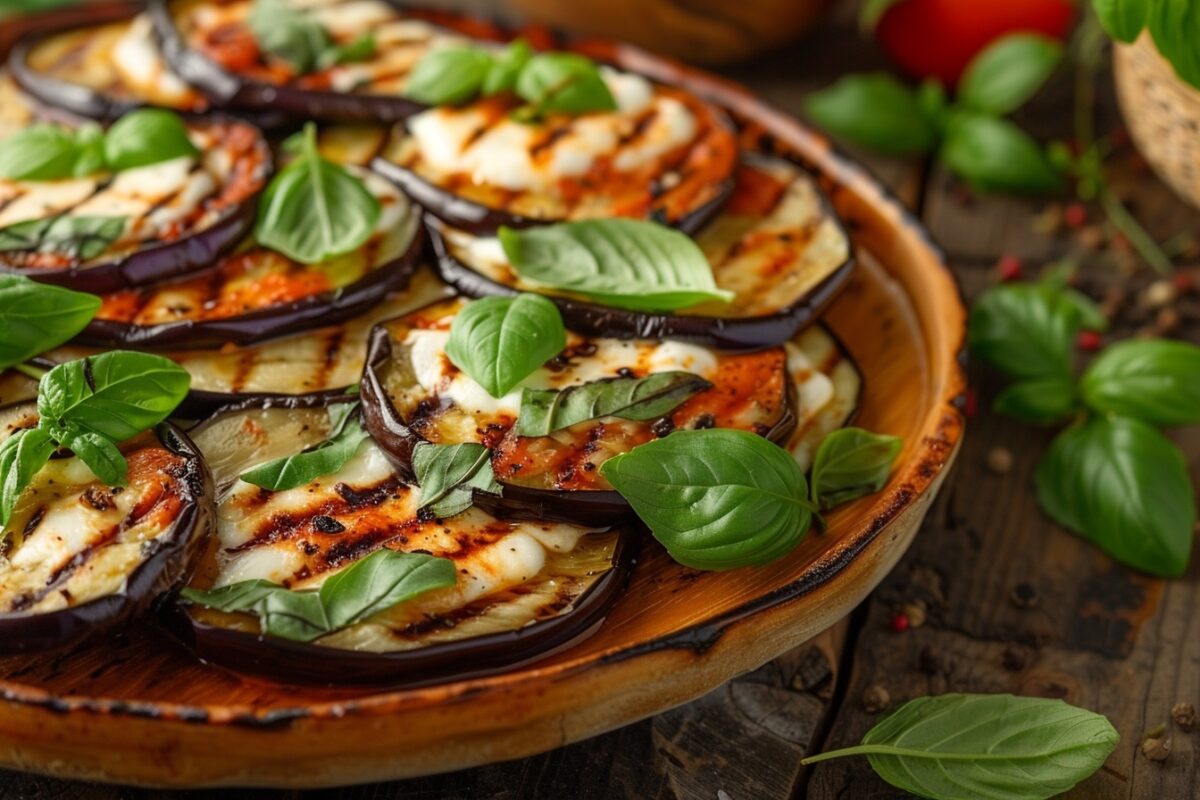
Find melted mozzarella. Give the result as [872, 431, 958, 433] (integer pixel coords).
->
[111, 14, 197, 107]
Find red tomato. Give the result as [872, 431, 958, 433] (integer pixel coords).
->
[875, 0, 1075, 86]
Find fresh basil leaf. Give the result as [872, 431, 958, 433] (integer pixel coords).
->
[319, 33, 376, 69]
[1093, 0, 1149, 42]
[60, 427, 128, 487]
[958, 34, 1063, 115]
[255, 124, 381, 264]
[0, 125, 81, 181]
[805, 74, 939, 156]
[405, 46, 495, 106]
[445, 294, 566, 398]
[499, 219, 733, 312]
[248, 0, 331, 74]
[0, 215, 127, 262]
[103, 109, 198, 173]
[181, 580, 330, 642]
[1036, 416, 1195, 576]
[802, 694, 1119, 800]
[516, 372, 711, 437]
[1148, 0, 1200, 90]
[483, 39, 532, 96]
[240, 403, 368, 491]
[968, 283, 1082, 380]
[993, 377, 1079, 425]
[71, 123, 107, 178]
[601, 429, 814, 571]
[1080, 339, 1200, 426]
[515, 53, 616, 116]
[809, 427, 901, 510]
[37, 351, 190, 443]
[319, 549, 458, 629]
[0, 275, 100, 372]
[0, 427, 55, 527]
[941, 112, 1062, 194]
[412, 442, 501, 519]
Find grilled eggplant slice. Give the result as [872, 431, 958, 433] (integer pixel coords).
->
[429, 154, 853, 350]
[0, 402, 213, 655]
[81, 167, 422, 348]
[0, 114, 271, 293]
[177, 399, 630, 685]
[361, 297, 804, 524]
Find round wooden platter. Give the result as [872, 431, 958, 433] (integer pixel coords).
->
[0, 14, 967, 790]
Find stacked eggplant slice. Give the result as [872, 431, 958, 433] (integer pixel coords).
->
[0, 0, 862, 686]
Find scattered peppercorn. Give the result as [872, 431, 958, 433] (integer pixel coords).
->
[861, 684, 890, 714]
[1063, 202, 1088, 229]
[888, 613, 909, 633]
[1172, 702, 1195, 731]
[902, 600, 927, 629]
[997, 254, 1023, 282]
[1010, 582, 1039, 609]
[963, 389, 978, 419]
[1077, 330, 1102, 351]
[1154, 307, 1181, 335]
[1142, 735, 1172, 762]
[986, 447, 1014, 475]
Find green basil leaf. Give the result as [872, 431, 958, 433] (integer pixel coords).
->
[37, 351, 190, 443]
[412, 442, 501, 519]
[993, 377, 1079, 425]
[1148, 0, 1200, 90]
[809, 427, 901, 510]
[515, 52, 616, 116]
[958, 34, 1063, 115]
[319, 549, 458, 629]
[968, 283, 1081, 380]
[248, 0, 331, 74]
[102, 109, 198, 173]
[483, 39, 533, 96]
[600, 429, 814, 571]
[255, 124, 381, 264]
[802, 694, 1119, 800]
[804, 74, 939, 156]
[0, 215, 127, 262]
[0, 125, 81, 181]
[0, 275, 100, 372]
[1080, 339, 1200, 426]
[60, 427, 128, 487]
[72, 124, 107, 178]
[941, 112, 1063, 194]
[318, 33, 376, 70]
[1093, 0, 1149, 42]
[0, 427, 55, 527]
[499, 219, 733, 312]
[240, 404, 369, 491]
[517, 372, 712, 437]
[1035, 416, 1195, 576]
[1062, 287, 1108, 332]
[405, 46, 494, 105]
[181, 580, 330, 642]
[445, 294, 566, 398]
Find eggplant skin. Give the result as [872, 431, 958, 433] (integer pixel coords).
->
[0, 419, 214, 657]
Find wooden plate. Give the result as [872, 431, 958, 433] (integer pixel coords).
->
[0, 14, 967, 789]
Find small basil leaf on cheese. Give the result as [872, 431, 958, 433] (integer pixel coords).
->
[102, 109, 199, 172]
[181, 550, 457, 642]
[600, 429, 816, 571]
[241, 403, 369, 492]
[516, 371, 713, 437]
[0, 125, 81, 181]
[515, 53, 617, 117]
[406, 46, 495, 106]
[248, 0, 332, 74]
[255, 123, 382, 264]
[59, 427, 129, 488]
[0, 215, 128, 262]
[0, 275, 100, 372]
[499, 219, 735, 312]
[809, 427, 902, 510]
[413, 442, 502, 519]
[318, 32, 377, 70]
[445, 294, 566, 398]
[0, 427, 55, 527]
[482, 39, 533, 96]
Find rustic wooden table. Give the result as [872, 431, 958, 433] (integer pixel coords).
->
[6, 2, 1200, 798]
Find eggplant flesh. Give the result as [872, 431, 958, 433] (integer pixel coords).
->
[430, 153, 853, 350]
[0, 402, 212, 655]
[179, 401, 627, 684]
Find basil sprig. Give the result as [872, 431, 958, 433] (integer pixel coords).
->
[971, 276, 1200, 576]
[0, 215, 128, 262]
[0, 275, 100, 372]
[0, 110, 198, 182]
[499, 219, 734, 312]
[0, 352, 191, 526]
[516, 372, 711, 436]
[255, 123, 381, 264]
[1092, 0, 1200, 89]
[810, 427, 902, 510]
[240, 402, 369, 492]
[406, 40, 615, 118]
[248, 0, 376, 74]
[180, 549, 457, 642]
[445, 294, 566, 398]
[802, 694, 1119, 800]
[413, 442, 501, 519]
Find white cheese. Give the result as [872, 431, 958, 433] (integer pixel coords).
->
[111, 14, 196, 107]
